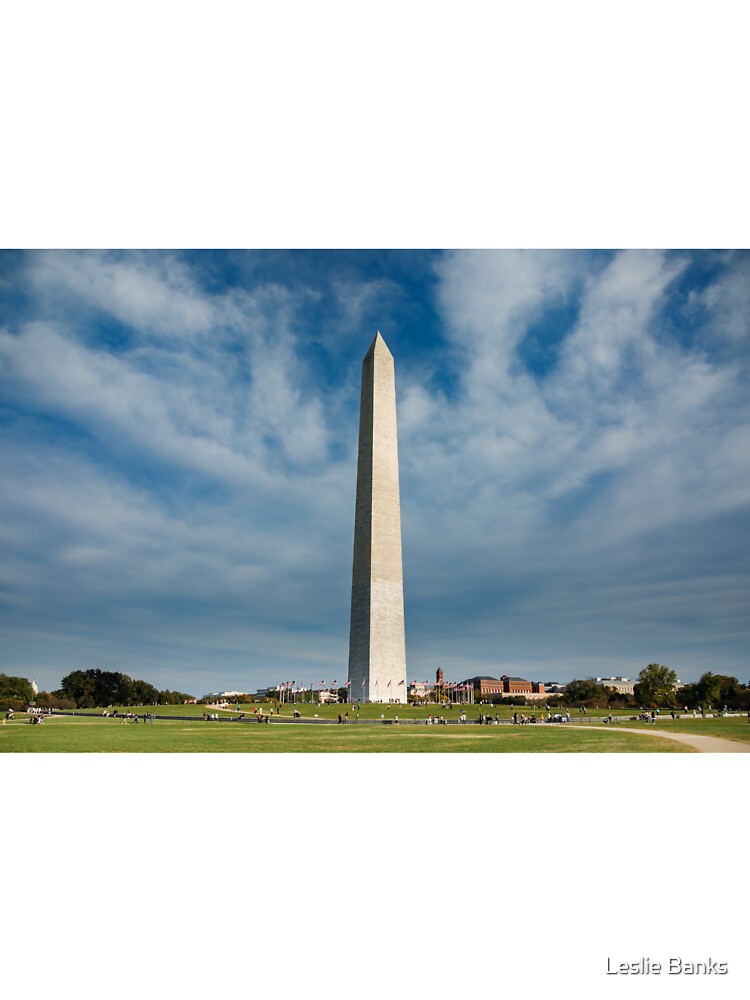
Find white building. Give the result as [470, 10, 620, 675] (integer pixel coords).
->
[595, 677, 635, 695]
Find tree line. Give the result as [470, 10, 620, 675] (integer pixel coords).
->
[0, 670, 193, 710]
[59, 669, 194, 708]
[0, 673, 40, 711]
[562, 665, 750, 710]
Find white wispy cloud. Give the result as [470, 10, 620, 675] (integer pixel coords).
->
[696, 251, 750, 344]
[26, 251, 216, 338]
[1, 250, 748, 692]
[396, 250, 750, 678]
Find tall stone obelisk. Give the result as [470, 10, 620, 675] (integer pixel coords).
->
[347, 332, 407, 704]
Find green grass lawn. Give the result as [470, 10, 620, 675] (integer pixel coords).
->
[0, 713, 692, 752]
[88, 701, 637, 722]
[266, 702, 636, 721]
[600, 715, 750, 745]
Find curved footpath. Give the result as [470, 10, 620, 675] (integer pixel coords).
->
[568, 725, 750, 753]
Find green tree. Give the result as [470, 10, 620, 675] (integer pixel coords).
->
[130, 678, 159, 704]
[0, 673, 36, 705]
[158, 689, 193, 705]
[60, 670, 97, 708]
[564, 678, 610, 707]
[671, 675, 749, 711]
[35, 691, 76, 710]
[677, 682, 699, 709]
[712, 674, 745, 707]
[633, 663, 678, 708]
[601, 686, 634, 707]
[60, 669, 187, 708]
[92, 669, 132, 706]
[695, 672, 722, 708]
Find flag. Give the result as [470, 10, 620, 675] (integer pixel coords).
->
[398, 680, 405, 686]
[361, 680, 365, 687]
[387, 679, 392, 687]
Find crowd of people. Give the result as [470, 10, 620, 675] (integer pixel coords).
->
[510, 710, 572, 724]
[25, 706, 53, 724]
[117, 711, 153, 724]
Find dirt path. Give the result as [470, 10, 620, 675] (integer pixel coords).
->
[569, 725, 750, 753]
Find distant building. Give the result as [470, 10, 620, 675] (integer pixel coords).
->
[463, 676, 507, 697]
[593, 676, 683, 696]
[595, 677, 635, 696]
[204, 689, 246, 700]
[461, 675, 547, 699]
[543, 681, 567, 694]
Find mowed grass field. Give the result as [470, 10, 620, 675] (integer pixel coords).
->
[611, 715, 750, 744]
[84, 701, 639, 721]
[0, 712, 696, 752]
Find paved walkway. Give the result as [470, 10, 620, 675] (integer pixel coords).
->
[569, 725, 750, 753]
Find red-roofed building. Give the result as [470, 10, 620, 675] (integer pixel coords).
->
[461, 675, 547, 699]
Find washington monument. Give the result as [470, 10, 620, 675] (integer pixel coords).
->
[347, 332, 407, 704]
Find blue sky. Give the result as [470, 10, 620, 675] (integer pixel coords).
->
[1, 249, 748, 696]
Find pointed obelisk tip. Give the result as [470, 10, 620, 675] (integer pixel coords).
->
[365, 330, 392, 360]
